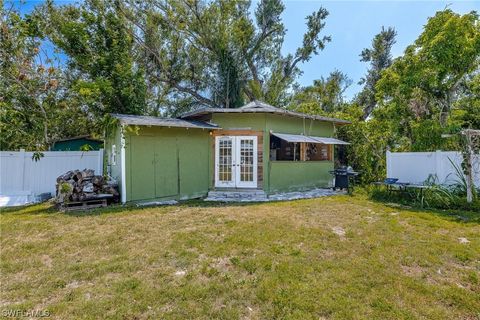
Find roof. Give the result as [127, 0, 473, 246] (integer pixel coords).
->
[112, 114, 220, 129]
[271, 132, 350, 145]
[54, 135, 103, 143]
[180, 100, 351, 125]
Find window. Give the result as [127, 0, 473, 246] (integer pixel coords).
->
[304, 143, 331, 161]
[111, 144, 116, 165]
[269, 135, 331, 161]
[270, 135, 300, 161]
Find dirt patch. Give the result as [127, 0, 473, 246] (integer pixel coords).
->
[364, 216, 377, 223]
[211, 257, 233, 273]
[66, 280, 81, 289]
[331, 226, 346, 239]
[401, 264, 425, 277]
[40, 255, 53, 268]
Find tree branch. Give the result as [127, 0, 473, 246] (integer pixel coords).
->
[170, 82, 217, 107]
[117, 9, 217, 109]
[279, 55, 303, 85]
[245, 27, 281, 84]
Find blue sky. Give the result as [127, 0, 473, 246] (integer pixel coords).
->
[14, 0, 480, 99]
[279, 1, 479, 98]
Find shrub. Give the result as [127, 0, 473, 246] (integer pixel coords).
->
[369, 184, 480, 212]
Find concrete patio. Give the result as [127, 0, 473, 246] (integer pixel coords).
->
[205, 188, 346, 202]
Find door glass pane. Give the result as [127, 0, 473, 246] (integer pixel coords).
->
[219, 139, 232, 182]
[240, 139, 254, 182]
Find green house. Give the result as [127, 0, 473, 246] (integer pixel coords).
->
[51, 136, 103, 151]
[105, 101, 350, 203]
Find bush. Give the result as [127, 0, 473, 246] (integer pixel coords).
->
[369, 184, 480, 212]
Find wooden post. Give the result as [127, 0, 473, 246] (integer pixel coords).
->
[300, 143, 306, 161]
[462, 129, 480, 203]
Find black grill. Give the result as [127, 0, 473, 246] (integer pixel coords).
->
[329, 167, 359, 191]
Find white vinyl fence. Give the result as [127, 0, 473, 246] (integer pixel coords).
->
[0, 149, 103, 206]
[386, 150, 480, 187]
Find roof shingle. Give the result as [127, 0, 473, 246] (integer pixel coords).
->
[180, 100, 351, 125]
[112, 114, 220, 129]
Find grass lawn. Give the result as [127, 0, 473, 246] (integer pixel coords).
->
[1, 195, 479, 319]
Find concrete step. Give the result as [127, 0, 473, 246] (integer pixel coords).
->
[205, 190, 267, 202]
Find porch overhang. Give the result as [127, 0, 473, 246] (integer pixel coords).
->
[271, 132, 350, 145]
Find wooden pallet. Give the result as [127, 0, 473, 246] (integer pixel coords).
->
[61, 198, 107, 211]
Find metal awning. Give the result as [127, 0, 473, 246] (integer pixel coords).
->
[271, 132, 349, 145]
[271, 132, 319, 143]
[312, 137, 350, 145]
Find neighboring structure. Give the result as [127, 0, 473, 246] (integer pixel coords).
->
[105, 101, 350, 203]
[51, 136, 103, 151]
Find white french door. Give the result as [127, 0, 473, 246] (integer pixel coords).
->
[236, 136, 258, 188]
[215, 136, 235, 188]
[215, 136, 258, 188]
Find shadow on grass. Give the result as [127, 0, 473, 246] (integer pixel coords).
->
[0, 202, 57, 215]
[6, 192, 475, 226]
[1, 193, 352, 217]
[63, 199, 287, 217]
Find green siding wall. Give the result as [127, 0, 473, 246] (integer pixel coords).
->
[125, 126, 210, 202]
[265, 114, 335, 193]
[211, 113, 266, 131]
[178, 132, 210, 199]
[268, 161, 333, 193]
[265, 113, 334, 136]
[129, 135, 157, 201]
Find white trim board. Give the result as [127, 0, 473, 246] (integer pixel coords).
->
[120, 125, 127, 203]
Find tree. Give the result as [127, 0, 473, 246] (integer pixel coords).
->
[356, 26, 396, 120]
[289, 70, 351, 114]
[316, 104, 396, 183]
[450, 73, 480, 130]
[0, 4, 91, 150]
[119, 0, 331, 111]
[43, 0, 147, 116]
[375, 9, 480, 151]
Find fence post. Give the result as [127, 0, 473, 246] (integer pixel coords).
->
[97, 149, 104, 176]
[386, 150, 391, 178]
[20, 149, 26, 192]
[435, 150, 442, 183]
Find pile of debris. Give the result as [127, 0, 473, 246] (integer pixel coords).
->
[56, 169, 119, 204]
